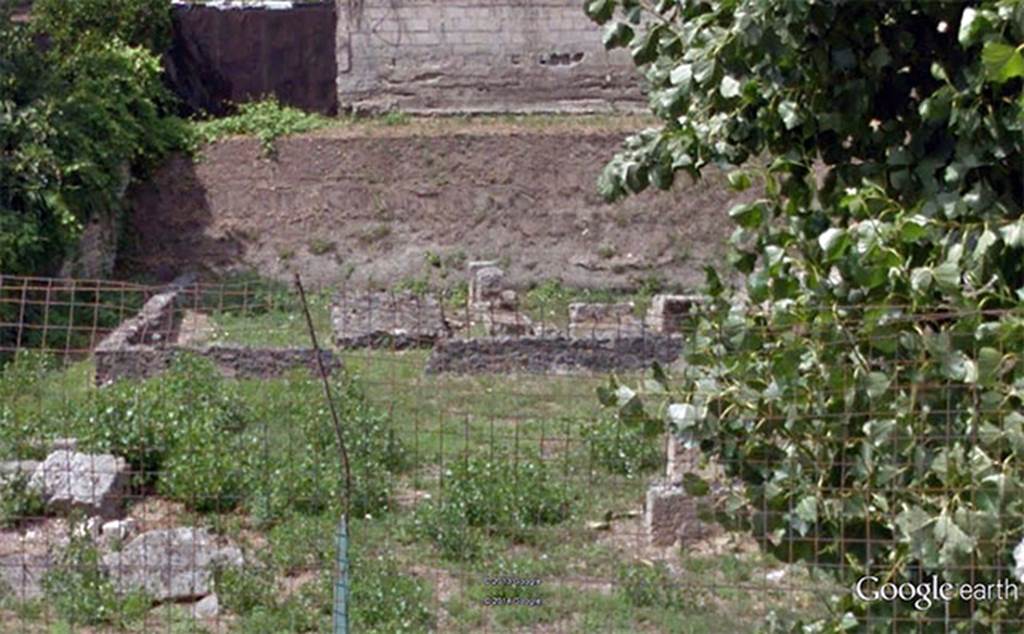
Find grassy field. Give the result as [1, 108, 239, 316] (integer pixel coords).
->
[0, 316, 835, 633]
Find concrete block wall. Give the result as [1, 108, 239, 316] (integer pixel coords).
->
[336, 0, 644, 113]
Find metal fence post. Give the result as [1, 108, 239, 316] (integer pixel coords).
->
[333, 514, 350, 634]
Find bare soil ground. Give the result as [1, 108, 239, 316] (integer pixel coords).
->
[120, 116, 755, 291]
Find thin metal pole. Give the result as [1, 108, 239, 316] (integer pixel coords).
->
[293, 273, 352, 633]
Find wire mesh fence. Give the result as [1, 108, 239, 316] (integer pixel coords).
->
[0, 272, 1021, 632]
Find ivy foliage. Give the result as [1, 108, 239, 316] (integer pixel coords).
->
[588, 0, 1024, 630]
[0, 0, 186, 275]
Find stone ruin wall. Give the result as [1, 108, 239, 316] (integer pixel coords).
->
[423, 334, 683, 375]
[93, 275, 340, 385]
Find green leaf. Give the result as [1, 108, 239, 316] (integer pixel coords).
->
[896, 506, 933, 536]
[973, 229, 998, 260]
[932, 261, 961, 291]
[818, 228, 846, 255]
[585, 0, 615, 24]
[934, 513, 976, 562]
[720, 75, 742, 98]
[728, 202, 763, 228]
[977, 347, 1002, 386]
[1000, 219, 1024, 247]
[631, 25, 663, 65]
[911, 267, 933, 293]
[795, 496, 818, 523]
[778, 101, 803, 130]
[692, 59, 716, 85]
[670, 63, 693, 86]
[667, 403, 700, 431]
[958, 8, 989, 48]
[727, 170, 752, 191]
[982, 41, 1024, 83]
[602, 22, 634, 49]
[864, 371, 891, 399]
[899, 215, 929, 243]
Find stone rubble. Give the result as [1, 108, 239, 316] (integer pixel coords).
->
[29, 451, 129, 520]
[103, 527, 243, 602]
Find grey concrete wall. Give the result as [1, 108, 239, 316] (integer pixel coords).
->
[424, 335, 682, 375]
[336, 0, 644, 113]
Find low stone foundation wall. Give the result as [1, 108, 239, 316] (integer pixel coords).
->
[332, 291, 450, 349]
[93, 274, 340, 385]
[95, 274, 196, 350]
[95, 345, 341, 385]
[424, 335, 681, 375]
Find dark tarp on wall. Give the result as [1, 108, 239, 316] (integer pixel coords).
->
[164, 3, 337, 116]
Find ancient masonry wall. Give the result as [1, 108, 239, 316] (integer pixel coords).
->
[424, 335, 682, 375]
[93, 275, 340, 385]
[336, 0, 644, 113]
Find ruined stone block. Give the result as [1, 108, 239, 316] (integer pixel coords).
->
[471, 265, 506, 304]
[644, 294, 707, 334]
[568, 302, 644, 338]
[104, 527, 244, 602]
[483, 310, 535, 336]
[331, 290, 448, 349]
[29, 451, 129, 519]
[644, 481, 720, 547]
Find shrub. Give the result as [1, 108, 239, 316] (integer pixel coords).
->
[617, 561, 683, 610]
[352, 553, 435, 633]
[0, 473, 46, 529]
[215, 560, 278, 617]
[219, 531, 433, 634]
[245, 376, 406, 523]
[583, 414, 662, 478]
[267, 513, 336, 575]
[157, 414, 255, 513]
[75, 354, 247, 485]
[415, 457, 572, 560]
[42, 525, 150, 627]
[0, 352, 57, 459]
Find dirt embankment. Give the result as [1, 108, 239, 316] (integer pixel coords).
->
[121, 119, 754, 291]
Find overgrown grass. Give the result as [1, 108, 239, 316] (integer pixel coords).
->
[204, 288, 332, 347]
[0, 328, 832, 632]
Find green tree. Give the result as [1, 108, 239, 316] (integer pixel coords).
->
[0, 0, 184, 276]
[589, 0, 1023, 630]
[32, 0, 173, 54]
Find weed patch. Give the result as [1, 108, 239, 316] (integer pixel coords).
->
[191, 98, 332, 156]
